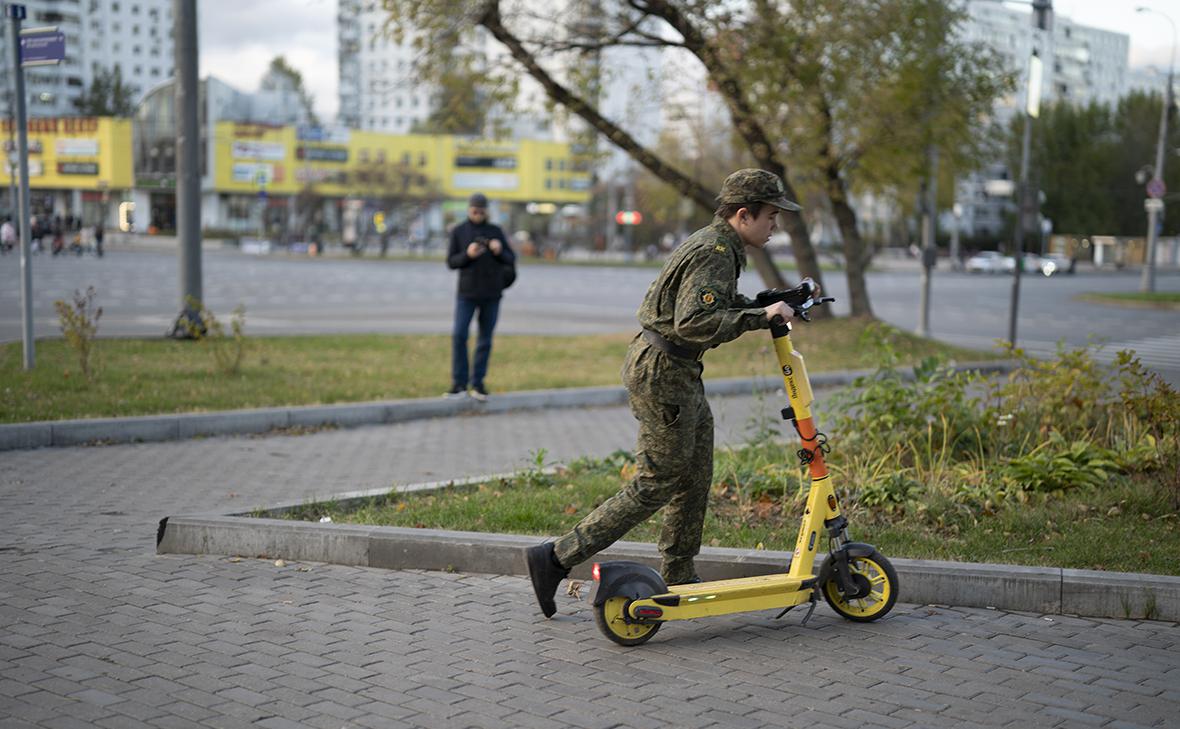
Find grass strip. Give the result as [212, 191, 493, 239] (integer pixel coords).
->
[1077, 291, 1180, 309]
[279, 451, 1179, 577]
[0, 318, 994, 423]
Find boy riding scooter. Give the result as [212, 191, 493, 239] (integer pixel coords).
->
[526, 169, 807, 616]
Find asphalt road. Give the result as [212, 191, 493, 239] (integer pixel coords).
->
[2, 247, 1178, 382]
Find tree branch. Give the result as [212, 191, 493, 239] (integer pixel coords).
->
[477, 0, 715, 209]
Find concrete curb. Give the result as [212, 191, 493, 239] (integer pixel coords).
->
[0, 360, 1015, 451]
[156, 514, 1179, 622]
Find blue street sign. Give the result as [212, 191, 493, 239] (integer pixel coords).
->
[20, 30, 65, 66]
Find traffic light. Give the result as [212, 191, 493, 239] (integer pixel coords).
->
[1031, 0, 1052, 31]
[615, 210, 643, 225]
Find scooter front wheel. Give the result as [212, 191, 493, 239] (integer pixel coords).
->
[821, 550, 898, 622]
[594, 597, 661, 646]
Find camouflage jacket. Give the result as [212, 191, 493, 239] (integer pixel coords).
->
[638, 216, 768, 351]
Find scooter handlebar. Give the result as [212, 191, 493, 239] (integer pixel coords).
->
[757, 278, 835, 322]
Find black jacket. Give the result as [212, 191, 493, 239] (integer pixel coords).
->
[447, 219, 515, 300]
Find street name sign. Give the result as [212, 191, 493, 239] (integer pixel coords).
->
[19, 28, 65, 66]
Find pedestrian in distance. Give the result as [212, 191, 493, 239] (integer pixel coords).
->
[94, 223, 104, 258]
[526, 169, 807, 617]
[446, 192, 515, 402]
[0, 217, 15, 254]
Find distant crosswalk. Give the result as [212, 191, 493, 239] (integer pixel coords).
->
[937, 332, 1180, 383]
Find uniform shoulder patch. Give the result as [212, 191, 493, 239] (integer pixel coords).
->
[698, 287, 720, 310]
[713, 244, 727, 253]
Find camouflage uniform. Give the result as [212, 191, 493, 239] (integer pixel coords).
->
[552, 169, 801, 585]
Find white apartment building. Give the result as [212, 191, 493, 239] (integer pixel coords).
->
[949, 3, 1129, 241]
[337, 0, 439, 134]
[0, 0, 174, 117]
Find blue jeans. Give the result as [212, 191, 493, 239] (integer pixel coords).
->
[452, 296, 500, 389]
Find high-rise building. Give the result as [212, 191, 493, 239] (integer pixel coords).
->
[337, 0, 443, 134]
[0, 0, 175, 117]
[951, 3, 1129, 241]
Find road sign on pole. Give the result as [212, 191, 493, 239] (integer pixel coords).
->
[19, 28, 65, 66]
[7, 4, 35, 369]
[1145, 198, 1164, 213]
[1146, 178, 1166, 199]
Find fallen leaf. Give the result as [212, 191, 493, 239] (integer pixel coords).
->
[274, 559, 286, 567]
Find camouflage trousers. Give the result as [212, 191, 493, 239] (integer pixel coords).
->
[552, 371, 713, 585]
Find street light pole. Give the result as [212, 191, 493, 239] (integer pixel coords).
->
[1137, 6, 1175, 294]
[1008, 1, 1050, 346]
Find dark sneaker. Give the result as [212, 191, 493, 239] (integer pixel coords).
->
[526, 542, 569, 618]
[670, 575, 702, 585]
[469, 384, 489, 402]
[444, 385, 465, 398]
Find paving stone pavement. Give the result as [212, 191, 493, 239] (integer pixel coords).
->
[2, 394, 1178, 728]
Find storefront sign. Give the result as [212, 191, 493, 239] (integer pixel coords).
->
[294, 167, 348, 185]
[455, 155, 517, 169]
[296, 146, 349, 163]
[0, 117, 99, 133]
[231, 140, 286, 161]
[58, 161, 99, 175]
[232, 163, 277, 184]
[296, 125, 350, 144]
[56, 138, 100, 157]
[452, 172, 519, 191]
[3, 139, 42, 153]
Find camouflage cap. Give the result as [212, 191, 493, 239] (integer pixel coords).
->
[716, 169, 801, 212]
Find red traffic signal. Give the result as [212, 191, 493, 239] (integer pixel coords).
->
[615, 210, 643, 225]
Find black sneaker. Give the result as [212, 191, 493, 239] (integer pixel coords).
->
[469, 384, 489, 402]
[525, 542, 569, 618]
[444, 385, 465, 398]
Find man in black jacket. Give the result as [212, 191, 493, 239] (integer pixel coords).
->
[446, 193, 514, 401]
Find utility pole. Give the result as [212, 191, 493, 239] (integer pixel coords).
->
[1009, 0, 1051, 347]
[170, 0, 202, 337]
[1137, 6, 1175, 294]
[6, 4, 34, 369]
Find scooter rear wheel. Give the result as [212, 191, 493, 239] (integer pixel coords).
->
[821, 550, 898, 622]
[594, 597, 661, 646]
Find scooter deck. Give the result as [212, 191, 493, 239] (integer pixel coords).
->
[633, 572, 815, 621]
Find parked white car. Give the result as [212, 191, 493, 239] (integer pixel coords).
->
[965, 251, 1010, 273]
[1039, 253, 1073, 276]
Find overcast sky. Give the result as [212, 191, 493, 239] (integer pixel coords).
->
[198, 0, 1180, 123]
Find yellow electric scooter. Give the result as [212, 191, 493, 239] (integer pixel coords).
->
[588, 283, 899, 646]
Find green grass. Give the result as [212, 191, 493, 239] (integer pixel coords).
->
[0, 318, 996, 423]
[278, 450, 1179, 576]
[1078, 291, 1180, 309]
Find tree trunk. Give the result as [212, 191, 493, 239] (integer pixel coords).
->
[479, 1, 835, 308]
[830, 193, 874, 318]
[641, 0, 827, 311]
[819, 102, 872, 318]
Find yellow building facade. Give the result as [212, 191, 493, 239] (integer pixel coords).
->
[0, 116, 590, 240]
[0, 117, 134, 225]
[212, 122, 590, 203]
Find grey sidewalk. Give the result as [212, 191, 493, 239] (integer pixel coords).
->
[2, 394, 1178, 728]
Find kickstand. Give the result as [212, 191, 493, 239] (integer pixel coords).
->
[775, 592, 819, 625]
[799, 593, 818, 626]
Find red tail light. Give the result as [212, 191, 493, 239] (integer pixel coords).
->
[592, 563, 601, 581]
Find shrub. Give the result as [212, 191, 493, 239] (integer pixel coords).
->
[53, 287, 102, 381]
[182, 296, 247, 375]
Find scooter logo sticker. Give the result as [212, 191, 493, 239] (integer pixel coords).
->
[698, 288, 719, 310]
[782, 365, 793, 376]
